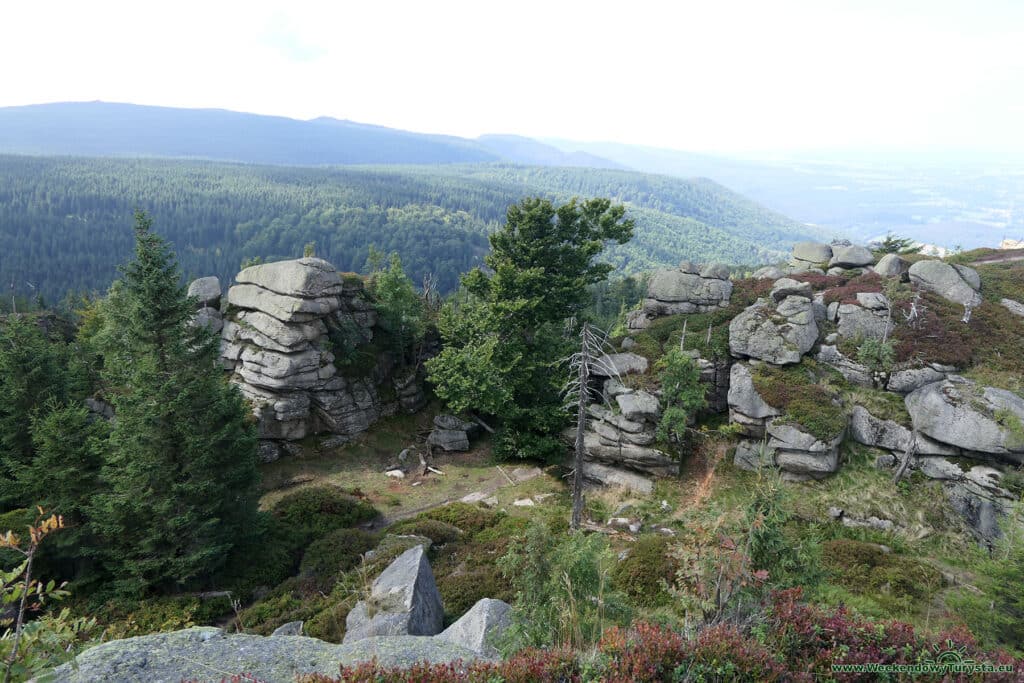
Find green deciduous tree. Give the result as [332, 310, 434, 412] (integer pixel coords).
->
[426, 197, 633, 462]
[88, 212, 260, 596]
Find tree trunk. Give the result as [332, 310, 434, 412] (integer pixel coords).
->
[571, 324, 591, 531]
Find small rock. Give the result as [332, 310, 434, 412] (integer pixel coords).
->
[512, 498, 535, 507]
[482, 497, 498, 508]
[385, 469, 406, 479]
[460, 491, 488, 504]
[827, 506, 844, 519]
[271, 621, 304, 637]
[874, 453, 897, 469]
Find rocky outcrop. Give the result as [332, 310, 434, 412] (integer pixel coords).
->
[767, 422, 844, 481]
[437, 598, 511, 658]
[627, 264, 732, 330]
[218, 258, 421, 460]
[574, 387, 675, 478]
[582, 460, 654, 494]
[885, 365, 951, 394]
[728, 295, 818, 365]
[905, 377, 1024, 463]
[592, 352, 649, 377]
[849, 405, 958, 456]
[908, 260, 983, 307]
[41, 627, 481, 682]
[344, 544, 444, 643]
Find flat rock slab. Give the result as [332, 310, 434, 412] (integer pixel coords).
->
[236, 257, 344, 298]
[41, 628, 481, 683]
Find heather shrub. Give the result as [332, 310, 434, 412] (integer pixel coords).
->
[611, 535, 677, 609]
[299, 529, 380, 591]
[271, 486, 378, 547]
[386, 518, 462, 545]
[420, 502, 497, 536]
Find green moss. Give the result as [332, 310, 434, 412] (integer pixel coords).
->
[751, 362, 847, 442]
[821, 539, 942, 617]
[848, 387, 912, 427]
[612, 535, 678, 609]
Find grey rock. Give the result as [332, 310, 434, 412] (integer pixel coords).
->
[916, 456, 964, 480]
[427, 428, 470, 452]
[187, 276, 222, 308]
[678, 260, 700, 274]
[826, 301, 839, 322]
[908, 260, 982, 307]
[825, 332, 838, 344]
[728, 296, 818, 365]
[873, 253, 910, 278]
[836, 303, 893, 340]
[42, 627, 481, 683]
[1000, 298, 1024, 317]
[620, 336, 636, 350]
[829, 245, 874, 268]
[593, 352, 649, 377]
[791, 241, 832, 265]
[874, 453, 897, 469]
[886, 366, 947, 394]
[604, 413, 646, 433]
[646, 269, 733, 306]
[192, 306, 223, 333]
[752, 266, 785, 280]
[343, 545, 444, 643]
[271, 621, 304, 636]
[583, 433, 676, 475]
[733, 439, 774, 471]
[727, 363, 781, 419]
[768, 422, 844, 479]
[953, 264, 982, 290]
[850, 405, 911, 451]
[827, 267, 847, 276]
[236, 257, 344, 299]
[433, 414, 475, 431]
[228, 283, 341, 322]
[906, 378, 1024, 460]
[699, 263, 731, 280]
[604, 378, 631, 398]
[234, 310, 326, 350]
[582, 461, 654, 494]
[945, 466, 1015, 543]
[616, 390, 660, 421]
[437, 598, 511, 658]
[856, 292, 890, 310]
[770, 278, 813, 302]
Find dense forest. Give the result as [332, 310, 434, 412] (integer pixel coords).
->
[0, 155, 825, 304]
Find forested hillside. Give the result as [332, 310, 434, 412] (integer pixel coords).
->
[0, 156, 825, 303]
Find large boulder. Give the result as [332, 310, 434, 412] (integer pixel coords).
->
[727, 363, 781, 422]
[767, 422, 844, 480]
[908, 260, 982, 307]
[42, 627, 480, 683]
[615, 390, 660, 422]
[770, 278, 813, 302]
[729, 296, 818, 365]
[835, 296, 893, 341]
[790, 242, 832, 268]
[886, 366, 948, 394]
[752, 265, 785, 280]
[582, 433, 676, 476]
[829, 245, 874, 268]
[437, 598, 511, 658]
[849, 405, 958, 456]
[627, 265, 732, 329]
[236, 257, 344, 299]
[582, 461, 654, 494]
[187, 276, 222, 309]
[592, 353, 649, 377]
[905, 378, 1024, 462]
[343, 545, 445, 643]
[873, 253, 910, 278]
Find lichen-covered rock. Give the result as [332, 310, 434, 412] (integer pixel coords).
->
[437, 598, 511, 658]
[235, 257, 344, 298]
[615, 390, 660, 422]
[627, 265, 732, 330]
[581, 461, 654, 494]
[427, 428, 470, 452]
[728, 296, 818, 365]
[770, 278, 813, 302]
[768, 422, 844, 480]
[727, 363, 781, 430]
[733, 439, 774, 471]
[836, 301, 892, 341]
[908, 260, 982, 307]
[752, 265, 785, 280]
[344, 545, 445, 643]
[1000, 298, 1024, 317]
[699, 263, 731, 280]
[905, 377, 1024, 461]
[582, 433, 676, 475]
[815, 345, 873, 387]
[886, 366, 947, 394]
[41, 627, 482, 683]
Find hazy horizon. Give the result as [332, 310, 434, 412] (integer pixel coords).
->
[4, 0, 1023, 159]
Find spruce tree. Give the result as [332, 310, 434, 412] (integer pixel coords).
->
[89, 212, 259, 595]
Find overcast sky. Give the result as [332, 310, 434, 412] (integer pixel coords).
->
[3, 0, 1023, 155]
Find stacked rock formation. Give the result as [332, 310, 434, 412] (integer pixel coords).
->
[216, 257, 423, 461]
[728, 278, 818, 366]
[627, 261, 732, 331]
[188, 276, 224, 333]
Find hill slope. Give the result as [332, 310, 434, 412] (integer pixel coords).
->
[0, 156, 827, 303]
[0, 102, 499, 165]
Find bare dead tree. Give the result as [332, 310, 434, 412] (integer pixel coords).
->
[563, 322, 619, 531]
[892, 430, 918, 484]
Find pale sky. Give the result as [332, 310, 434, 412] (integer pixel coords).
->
[3, 0, 1023, 155]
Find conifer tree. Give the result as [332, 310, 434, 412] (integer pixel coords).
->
[89, 212, 259, 595]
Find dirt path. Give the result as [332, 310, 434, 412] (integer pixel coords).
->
[970, 248, 1024, 265]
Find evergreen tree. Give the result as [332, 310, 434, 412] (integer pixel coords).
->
[427, 197, 633, 461]
[370, 253, 426, 368]
[0, 315, 68, 508]
[89, 212, 259, 595]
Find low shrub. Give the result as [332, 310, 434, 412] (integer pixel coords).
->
[272, 486, 379, 546]
[299, 529, 380, 591]
[820, 539, 942, 616]
[420, 502, 497, 536]
[820, 271, 884, 305]
[612, 535, 678, 609]
[386, 518, 462, 545]
[751, 363, 846, 442]
[436, 566, 514, 623]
